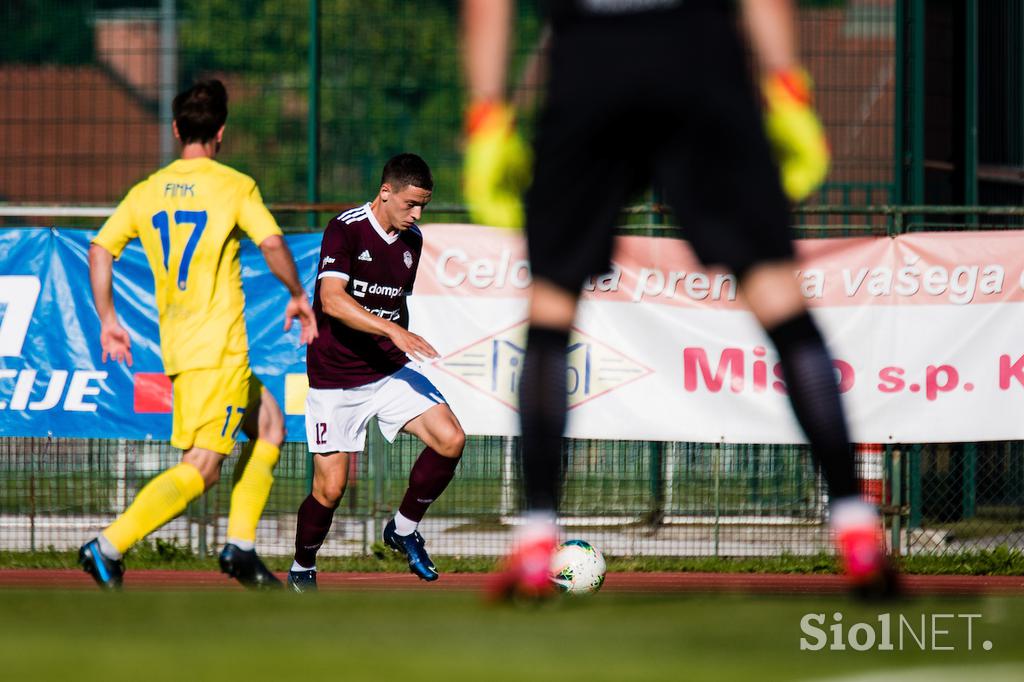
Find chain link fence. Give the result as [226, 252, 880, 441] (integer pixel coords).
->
[1, 435, 830, 558]
[2, 1, 891, 216]
[3, 433, 1022, 559]
[2, 2, 1023, 563]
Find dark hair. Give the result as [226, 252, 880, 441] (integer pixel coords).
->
[381, 153, 433, 192]
[172, 79, 228, 145]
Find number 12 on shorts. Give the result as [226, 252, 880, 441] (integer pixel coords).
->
[315, 422, 327, 446]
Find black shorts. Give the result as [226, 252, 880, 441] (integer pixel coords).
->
[525, 5, 794, 293]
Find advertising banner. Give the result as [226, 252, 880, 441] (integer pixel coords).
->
[3, 226, 1023, 443]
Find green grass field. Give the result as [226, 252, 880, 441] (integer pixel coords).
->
[1, 590, 1022, 682]
[7, 543, 1024, 576]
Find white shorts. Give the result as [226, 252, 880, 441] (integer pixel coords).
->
[305, 365, 447, 453]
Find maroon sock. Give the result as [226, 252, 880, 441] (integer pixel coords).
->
[398, 447, 460, 523]
[293, 494, 336, 568]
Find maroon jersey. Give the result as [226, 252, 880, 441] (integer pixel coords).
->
[307, 203, 423, 389]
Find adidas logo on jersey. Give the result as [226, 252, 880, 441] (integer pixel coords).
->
[358, 250, 373, 262]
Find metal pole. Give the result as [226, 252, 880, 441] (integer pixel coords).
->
[306, 449, 314, 495]
[964, 0, 978, 219]
[1018, 2, 1024, 171]
[114, 439, 127, 512]
[890, 446, 902, 557]
[198, 488, 208, 556]
[499, 436, 515, 516]
[713, 442, 721, 557]
[307, 0, 321, 229]
[648, 441, 664, 526]
[962, 443, 977, 520]
[159, 0, 177, 164]
[369, 417, 384, 553]
[29, 438, 39, 553]
[893, 0, 905, 205]
[910, 0, 926, 223]
[663, 441, 676, 516]
[907, 444, 922, 529]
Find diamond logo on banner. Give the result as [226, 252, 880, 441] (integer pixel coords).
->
[435, 320, 652, 411]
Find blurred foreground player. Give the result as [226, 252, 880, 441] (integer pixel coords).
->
[81, 79, 317, 589]
[287, 154, 465, 592]
[462, 0, 895, 599]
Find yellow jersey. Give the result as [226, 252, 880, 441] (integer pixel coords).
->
[93, 157, 283, 375]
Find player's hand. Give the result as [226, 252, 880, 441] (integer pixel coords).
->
[388, 327, 439, 363]
[284, 292, 318, 345]
[100, 322, 133, 366]
[762, 68, 830, 203]
[463, 100, 531, 229]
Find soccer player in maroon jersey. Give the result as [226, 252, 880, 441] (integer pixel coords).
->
[288, 154, 465, 591]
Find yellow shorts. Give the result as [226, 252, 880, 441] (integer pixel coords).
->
[170, 364, 261, 454]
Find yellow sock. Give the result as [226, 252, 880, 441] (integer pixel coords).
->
[102, 463, 205, 555]
[226, 439, 280, 544]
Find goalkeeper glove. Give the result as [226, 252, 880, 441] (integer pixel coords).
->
[463, 100, 531, 229]
[762, 68, 830, 203]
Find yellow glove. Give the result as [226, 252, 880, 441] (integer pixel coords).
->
[762, 68, 830, 203]
[463, 100, 531, 229]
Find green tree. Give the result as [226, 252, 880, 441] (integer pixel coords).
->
[179, 0, 541, 208]
[1, 0, 161, 64]
[3, 0, 92, 64]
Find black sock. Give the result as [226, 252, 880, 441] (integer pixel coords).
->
[518, 325, 570, 513]
[767, 312, 858, 499]
[293, 494, 336, 569]
[398, 447, 460, 522]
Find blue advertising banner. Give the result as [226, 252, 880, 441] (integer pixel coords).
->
[8, 225, 1024, 444]
[0, 227, 322, 440]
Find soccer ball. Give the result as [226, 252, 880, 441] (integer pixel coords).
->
[549, 539, 606, 595]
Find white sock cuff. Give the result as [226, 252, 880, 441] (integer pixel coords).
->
[290, 560, 316, 572]
[97, 533, 123, 561]
[830, 496, 880, 533]
[516, 513, 558, 544]
[227, 538, 255, 551]
[393, 511, 418, 536]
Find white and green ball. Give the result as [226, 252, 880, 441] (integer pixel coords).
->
[549, 539, 606, 595]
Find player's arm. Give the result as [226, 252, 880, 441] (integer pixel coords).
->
[740, 0, 829, 202]
[461, 0, 530, 228]
[258, 235, 318, 345]
[88, 243, 133, 366]
[238, 180, 318, 344]
[319, 277, 437, 362]
[89, 196, 140, 366]
[740, 0, 798, 73]
[464, 0, 512, 103]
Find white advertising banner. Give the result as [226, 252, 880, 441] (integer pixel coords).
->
[408, 226, 1024, 444]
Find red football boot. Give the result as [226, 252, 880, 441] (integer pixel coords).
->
[487, 523, 558, 602]
[835, 524, 900, 600]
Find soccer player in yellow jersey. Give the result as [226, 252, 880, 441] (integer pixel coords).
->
[79, 79, 317, 590]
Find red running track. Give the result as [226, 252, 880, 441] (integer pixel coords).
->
[1, 570, 1022, 595]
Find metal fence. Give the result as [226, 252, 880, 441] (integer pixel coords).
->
[1, 1, 897, 216]
[3, 434, 1022, 559]
[7, 1, 1023, 226]
[2, 201, 1022, 559]
[2, 2, 1024, 561]
[0, 435, 830, 558]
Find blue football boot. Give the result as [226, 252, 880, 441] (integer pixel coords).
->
[382, 519, 439, 581]
[287, 568, 318, 593]
[78, 538, 124, 590]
